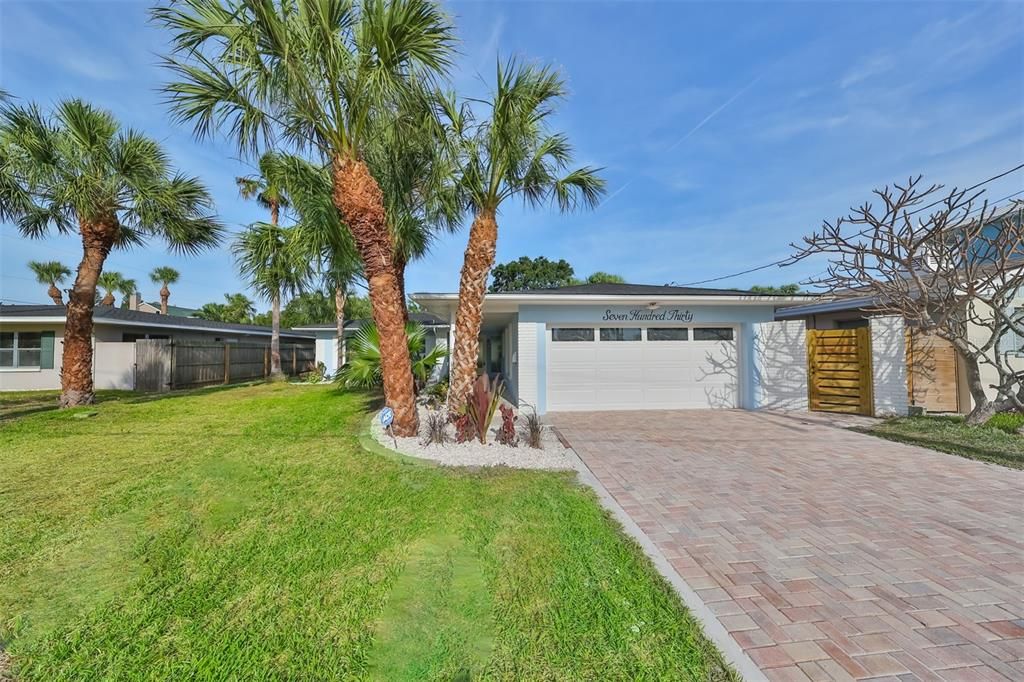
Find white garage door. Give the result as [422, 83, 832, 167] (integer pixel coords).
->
[546, 326, 738, 411]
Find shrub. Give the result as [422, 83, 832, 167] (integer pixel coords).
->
[450, 409, 474, 443]
[465, 374, 504, 444]
[521, 408, 543, 449]
[425, 379, 449, 407]
[496, 404, 518, 447]
[303, 362, 327, 384]
[986, 411, 1024, 434]
[421, 410, 449, 446]
[338, 322, 447, 391]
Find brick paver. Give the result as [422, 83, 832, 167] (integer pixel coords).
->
[552, 409, 1024, 681]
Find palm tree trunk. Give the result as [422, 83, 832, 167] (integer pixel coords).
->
[100, 292, 114, 306]
[449, 209, 498, 408]
[48, 284, 64, 306]
[395, 253, 409, 324]
[335, 285, 346, 370]
[160, 284, 170, 315]
[331, 157, 418, 436]
[270, 291, 283, 378]
[62, 219, 116, 408]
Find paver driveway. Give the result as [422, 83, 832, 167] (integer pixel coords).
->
[551, 409, 1024, 681]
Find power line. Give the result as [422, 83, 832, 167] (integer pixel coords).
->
[673, 165, 1024, 287]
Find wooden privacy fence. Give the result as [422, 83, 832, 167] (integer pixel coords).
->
[135, 340, 316, 392]
[806, 328, 874, 416]
[906, 329, 960, 413]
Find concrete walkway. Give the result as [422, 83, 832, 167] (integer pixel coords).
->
[551, 410, 1024, 681]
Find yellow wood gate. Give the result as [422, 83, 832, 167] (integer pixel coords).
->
[807, 328, 874, 415]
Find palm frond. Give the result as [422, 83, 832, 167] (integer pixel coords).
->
[27, 260, 71, 285]
[150, 266, 181, 285]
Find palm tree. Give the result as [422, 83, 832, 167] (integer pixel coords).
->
[237, 153, 289, 227]
[222, 293, 257, 323]
[150, 266, 180, 314]
[234, 223, 311, 378]
[27, 260, 71, 305]
[324, 257, 361, 370]
[194, 293, 257, 323]
[97, 271, 126, 306]
[0, 98, 221, 407]
[155, 0, 455, 436]
[444, 60, 606, 405]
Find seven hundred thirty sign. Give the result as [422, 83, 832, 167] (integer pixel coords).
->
[602, 309, 694, 322]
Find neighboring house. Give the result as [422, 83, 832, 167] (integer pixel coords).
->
[413, 283, 816, 414]
[774, 295, 1020, 415]
[118, 292, 200, 317]
[775, 202, 1024, 416]
[0, 304, 314, 392]
[292, 312, 450, 379]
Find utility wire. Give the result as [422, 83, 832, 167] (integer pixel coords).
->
[673, 164, 1024, 287]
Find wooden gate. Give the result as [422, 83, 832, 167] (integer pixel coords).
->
[807, 328, 873, 415]
[135, 339, 171, 393]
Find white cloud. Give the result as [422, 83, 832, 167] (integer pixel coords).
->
[840, 53, 894, 89]
[474, 15, 506, 74]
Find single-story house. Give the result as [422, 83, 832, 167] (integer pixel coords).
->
[412, 283, 817, 414]
[0, 304, 314, 392]
[293, 312, 450, 378]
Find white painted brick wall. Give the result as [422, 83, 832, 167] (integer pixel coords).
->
[752, 320, 808, 411]
[870, 316, 908, 417]
[516, 322, 539, 410]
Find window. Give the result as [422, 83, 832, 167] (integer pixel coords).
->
[600, 327, 642, 341]
[1012, 308, 1024, 352]
[647, 327, 689, 341]
[693, 327, 734, 341]
[552, 328, 594, 342]
[1, 331, 43, 368]
[0, 332, 12, 367]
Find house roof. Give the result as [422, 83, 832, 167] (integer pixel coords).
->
[775, 296, 879, 319]
[493, 283, 805, 297]
[144, 301, 200, 317]
[292, 312, 448, 331]
[0, 304, 314, 338]
[413, 283, 818, 307]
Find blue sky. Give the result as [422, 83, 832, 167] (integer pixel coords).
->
[1, 0, 1022, 309]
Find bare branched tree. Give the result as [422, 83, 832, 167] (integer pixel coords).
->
[791, 176, 1024, 424]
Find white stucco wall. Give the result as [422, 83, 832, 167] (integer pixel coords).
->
[516, 321, 540, 411]
[870, 315, 908, 417]
[752, 320, 808, 411]
[966, 296, 1024, 407]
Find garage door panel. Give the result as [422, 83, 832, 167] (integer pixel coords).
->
[547, 327, 738, 411]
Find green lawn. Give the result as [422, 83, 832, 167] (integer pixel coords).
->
[0, 383, 732, 680]
[862, 415, 1024, 470]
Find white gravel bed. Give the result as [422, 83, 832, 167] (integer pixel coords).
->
[371, 405, 575, 470]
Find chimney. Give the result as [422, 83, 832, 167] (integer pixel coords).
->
[129, 292, 143, 311]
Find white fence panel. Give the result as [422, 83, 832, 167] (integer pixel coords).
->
[94, 341, 137, 390]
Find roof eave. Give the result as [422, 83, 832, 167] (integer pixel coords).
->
[412, 292, 819, 305]
[0, 315, 314, 338]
